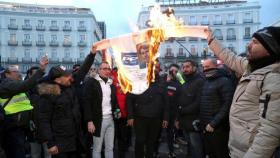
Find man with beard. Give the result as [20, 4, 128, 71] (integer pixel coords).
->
[205, 26, 280, 158]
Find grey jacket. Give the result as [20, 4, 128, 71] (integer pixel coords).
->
[209, 39, 280, 158]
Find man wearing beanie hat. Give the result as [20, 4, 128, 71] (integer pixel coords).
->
[36, 46, 97, 158]
[205, 26, 280, 158]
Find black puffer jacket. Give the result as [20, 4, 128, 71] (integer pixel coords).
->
[126, 78, 169, 121]
[37, 53, 95, 153]
[177, 72, 204, 131]
[200, 68, 234, 130]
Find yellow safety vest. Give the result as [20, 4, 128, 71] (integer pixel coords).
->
[0, 93, 33, 115]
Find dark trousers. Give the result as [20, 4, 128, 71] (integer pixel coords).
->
[134, 117, 162, 158]
[203, 129, 230, 158]
[167, 122, 175, 153]
[2, 126, 26, 158]
[186, 132, 204, 158]
[52, 151, 78, 158]
[115, 118, 131, 158]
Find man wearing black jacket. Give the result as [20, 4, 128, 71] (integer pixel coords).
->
[126, 61, 169, 158]
[176, 59, 204, 158]
[0, 57, 48, 158]
[83, 61, 119, 158]
[200, 58, 234, 158]
[37, 47, 96, 158]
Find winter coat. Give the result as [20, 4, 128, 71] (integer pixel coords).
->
[177, 72, 204, 131]
[83, 75, 118, 137]
[36, 53, 95, 153]
[199, 68, 234, 130]
[166, 79, 181, 122]
[126, 79, 169, 121]
[209, 39, 280, 158]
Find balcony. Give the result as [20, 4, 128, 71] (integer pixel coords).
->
[7, 57, 18, 63]
[226, 35, 236, 40]
[63, 26, 72, 31]
[49, 25, 59, 31]
[189, 37, 198, 41]
[213, 21, 222, 25]
[36, 25, 46, 31]
[77, 58, 84, 63]
[226, 20, 235, 24]
[8, 40, 18, 46]
[201, 21, 209, 25]
[188, 22, 197, 25]
[243, 19, 253, 23]
[216, 36, 223, 40]
[22, 57, 32, 63]
[78, 26, 86, 32]
[49, 41, 59, 47]
[164, 53, 175, 59]
[177, 53, 186, 59]
[77, 41, 87, 47]
[63, 41, 72, 47]
[22, 25, 32, 30]
[62, 58, 73, 63]
[243, 35, 251, 40]
[22, 40, 32, 46]
[36, 41, 46, 47]
[8, 24, 18, 30]
[49, 58, 59, 63]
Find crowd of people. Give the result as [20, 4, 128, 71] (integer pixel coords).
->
[0, 26, 279, 158]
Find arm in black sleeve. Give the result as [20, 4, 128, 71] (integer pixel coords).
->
[0, 69, 44, 98]
[163, 86, 170, 121]
[37, 95, 55, 148]
[83, 78, 94, 122]
[126, 93, 135, 120]
[210, 78, 234, 128]
[73, 53, 95, 85]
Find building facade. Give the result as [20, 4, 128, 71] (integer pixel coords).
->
[0, 2, 104, 72]
[138, 0, 261, 67]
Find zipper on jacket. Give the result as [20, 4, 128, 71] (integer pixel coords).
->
[260, 94, 271, 118]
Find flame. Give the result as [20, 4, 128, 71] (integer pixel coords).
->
[113, 4, 184, 94]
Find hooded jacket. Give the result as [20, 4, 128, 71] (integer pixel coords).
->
[209, 39, 280, 158]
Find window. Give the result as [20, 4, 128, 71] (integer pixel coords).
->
[79, 48, 85, 58]
[38, 48, 44, 58]
[202, 16, 208, 24]
[214, 15, 222, 24]
[244, 12, 253, 23]
[245, 27, 250, 36]
[51, 20, 57, 26]
[51, 35, 57, 41]
[51, 49, 57, 58]
[10, 48, 16, 58]
[227, 14, 235, 24]
[64, 48, 70, 58]
[10, 34, 16, 41]
[38, 34, 44, 41]
[190, 45, 197, 55]
[245, 12, 252, 19]
[80, 35, 86, 41]
[24, 34, 30, 41]
[24, 49, 30, 58]
[64, 35, 70, 42]
[228, 44, 235, 52]
[38, 20, 44, 26]
[213, 29, 223, 39]
[79, 21, 84, 26]
[178, 47, 184, 55]
[203, 44, 209, 56]
[24, 19, 30, 25]
[64, 21, 70, 26]
[166, 46, 172, 56]
[190, 16, 196, 25]
[227, 28, 235, 36]
[10, 19, 16, 25]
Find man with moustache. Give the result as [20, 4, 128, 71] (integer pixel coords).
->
[205, 26, 280, 158]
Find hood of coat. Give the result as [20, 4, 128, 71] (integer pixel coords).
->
[38, 83, 61, 96]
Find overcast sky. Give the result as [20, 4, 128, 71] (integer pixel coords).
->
[3, 0, 280, 38]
